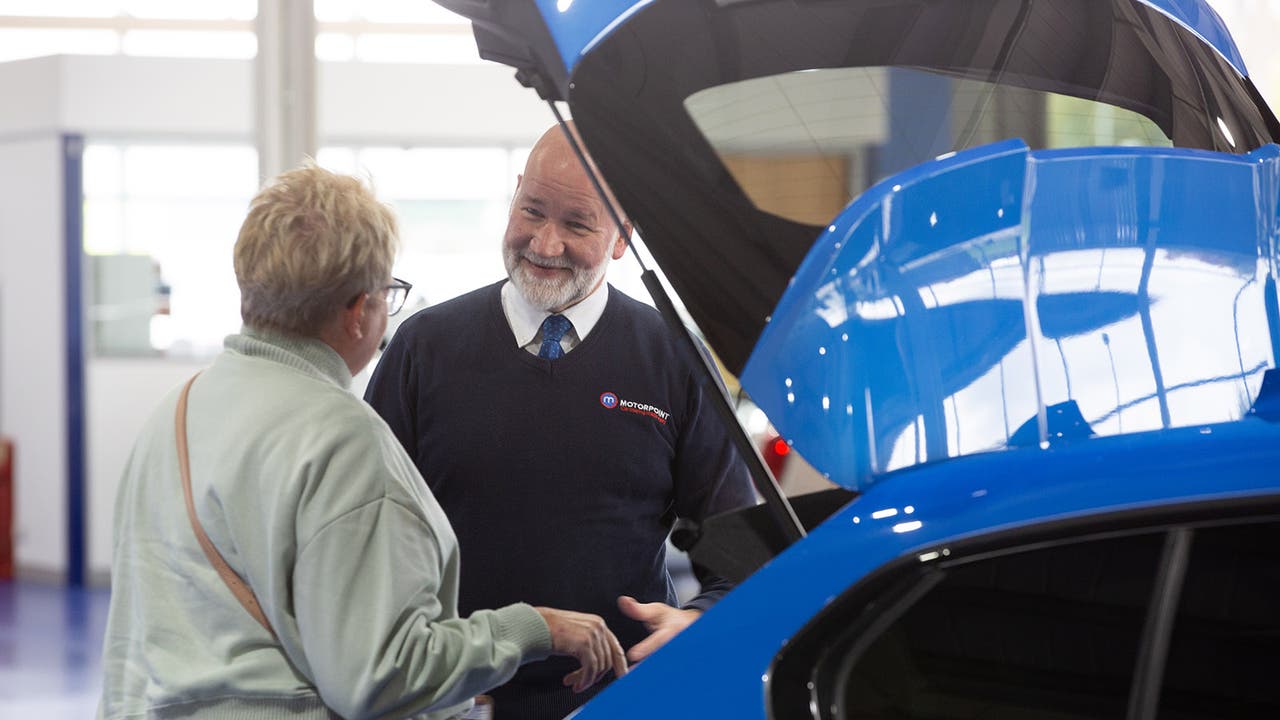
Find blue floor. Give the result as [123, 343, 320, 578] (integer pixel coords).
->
[0, 580, 109, 719]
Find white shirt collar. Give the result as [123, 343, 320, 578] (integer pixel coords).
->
[500, 279, 610, 350]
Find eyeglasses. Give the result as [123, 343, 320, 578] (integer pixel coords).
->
[346, 277, 413, 316]
[385, 277, 412, 316]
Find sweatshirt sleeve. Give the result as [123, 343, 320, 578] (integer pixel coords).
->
[292, 497, 552, 720]
[284, 404, 553, 720]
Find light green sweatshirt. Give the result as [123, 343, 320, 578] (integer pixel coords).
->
[99, 328, 553, 719]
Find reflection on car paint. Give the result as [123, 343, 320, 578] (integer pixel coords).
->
[744, 140, 1280, 488]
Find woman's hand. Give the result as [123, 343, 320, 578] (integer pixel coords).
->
[533, 607, 629, 693]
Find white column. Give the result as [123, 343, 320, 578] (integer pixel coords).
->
[0, 135, 69, 579]
[255, 0, 317, 184]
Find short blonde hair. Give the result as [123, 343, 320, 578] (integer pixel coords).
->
[234, 164, 398, 336]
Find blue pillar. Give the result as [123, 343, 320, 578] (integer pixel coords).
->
[63, 134, 85, 587]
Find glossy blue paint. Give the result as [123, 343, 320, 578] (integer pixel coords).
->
[529, 1, 1250, 83]
[530, 0, 649, 76]
[572, 417, 1280, 719]
[742, 140, 1280, 491]
[1138, 0, 1248, 76]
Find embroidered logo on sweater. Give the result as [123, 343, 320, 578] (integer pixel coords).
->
[599, 391, 669, 424]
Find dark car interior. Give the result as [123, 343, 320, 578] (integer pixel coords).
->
[769, 504, 1280, 719]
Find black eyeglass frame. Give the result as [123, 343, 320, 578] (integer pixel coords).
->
[385, 277, 413, 316]
[348, 276, 413, 316]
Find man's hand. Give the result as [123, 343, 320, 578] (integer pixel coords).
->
[617, 595, 702, 663]
[533, 607, 628, 693]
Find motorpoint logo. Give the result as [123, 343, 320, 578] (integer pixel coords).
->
[599, 390, 669, 424]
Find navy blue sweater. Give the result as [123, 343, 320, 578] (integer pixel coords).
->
[365, 281, 754, 718]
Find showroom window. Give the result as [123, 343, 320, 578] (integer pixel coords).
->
[83, 141, 661, 359]
[83, 142, 537, 357]
[315, 144, 522, 322]
[83, 143, 257, 357]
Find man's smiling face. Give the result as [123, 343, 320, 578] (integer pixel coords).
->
[502, 127, 627, 312]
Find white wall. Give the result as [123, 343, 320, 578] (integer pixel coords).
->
[0, 135, 68, 577]
[0, 54, 555, 582]
[1209, 0, 1280, 109]
[321, 62, 553, 145]
[0, 57, 61, 135]
[85, 359, 206, 580]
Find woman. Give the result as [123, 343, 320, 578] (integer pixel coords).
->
[99, 165, 625, 719]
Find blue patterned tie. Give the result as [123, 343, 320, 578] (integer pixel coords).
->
[537, 314, 573, 359]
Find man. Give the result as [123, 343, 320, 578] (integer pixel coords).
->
[365, 123, 756, 719]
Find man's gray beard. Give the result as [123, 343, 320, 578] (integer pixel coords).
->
[505, 251, 604, 311]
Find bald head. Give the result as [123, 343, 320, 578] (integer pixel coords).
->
[502, 122, 632, 312]
[524, 121, 626, 226]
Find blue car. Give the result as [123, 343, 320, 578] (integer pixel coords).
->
[437, 1, 1280, 717]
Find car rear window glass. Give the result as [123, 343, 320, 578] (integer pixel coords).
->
[1157, 520, 1280, 717]
[684, 66, 1172, 225]
[830, 532, 1165, 719]
[795, 518, 1280, 719]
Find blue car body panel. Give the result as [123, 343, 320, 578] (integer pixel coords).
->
[741, 140, 1280, 490]
[571, 416, 1280, 719]
[1148, 0, 1249, 75]
[533, 0, 1250, 81]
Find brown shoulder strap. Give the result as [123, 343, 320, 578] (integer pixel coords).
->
[176, 373, 275, 637]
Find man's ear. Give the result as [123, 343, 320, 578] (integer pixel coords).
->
[611, 223, 632, 260]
